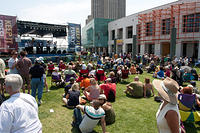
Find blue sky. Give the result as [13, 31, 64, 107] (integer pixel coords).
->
[0, 0, 177, 26]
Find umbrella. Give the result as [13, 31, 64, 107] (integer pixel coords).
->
[180, 66, 192, 72]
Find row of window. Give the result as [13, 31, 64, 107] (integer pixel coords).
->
[110, 13, 200, 40]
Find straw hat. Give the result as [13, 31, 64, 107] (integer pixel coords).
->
[152, 77, 179, 104]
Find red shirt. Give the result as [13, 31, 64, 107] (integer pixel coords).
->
[48, 63, 54, 70]
[99, 83, 116, 99]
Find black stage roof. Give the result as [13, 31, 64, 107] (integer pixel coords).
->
[17, 20, 67, 37]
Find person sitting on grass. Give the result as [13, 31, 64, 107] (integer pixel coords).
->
[130, 64, 136, 74]
[143, 78, 154, 98]
[62, 83, 80, 109]
[72, 100, 107, 133]
[124, 76, 144, 98]
[165, 66, 171, 78]
[83, 78, 101, 101]
[64, 77, 75, 96]
[136, 64, 143, 74]
[80, 74, 91, 90]
[52, 67, 62, 84]
[100, 78, 116, 102]
[108, 71, 117, 83]
[156, 66, 165, 79]
[98, 94, 116, 125]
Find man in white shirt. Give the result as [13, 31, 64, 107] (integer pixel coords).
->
[72, 100, 107, 133]
[0, 74, 42, 133]
[8, 50, 18, 74]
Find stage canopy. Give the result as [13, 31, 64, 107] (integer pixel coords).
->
[17, 20, 67, 37]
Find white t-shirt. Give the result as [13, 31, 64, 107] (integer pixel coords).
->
[8, 58, 18, 74]
[79, 106, 105, 133]
[0, 93, 42, 133]
[156, 102, 181, 133]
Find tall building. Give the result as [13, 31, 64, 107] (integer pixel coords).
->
[89, 0, 126, 23]
[82, 0, 126, 54]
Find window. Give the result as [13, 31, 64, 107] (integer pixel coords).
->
[146, 22, 155, 36]
[137, 24, 141, 39]
[183, 13, 200, 32]
[126, 26, 133, 39]
[111, 30, 115, 40]
[162, 18, 175, 35]
[118, 28, 123, 39]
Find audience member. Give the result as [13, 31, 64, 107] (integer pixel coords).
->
[62, 83, 80, 108]
[0, 74, 42, 132]
[124, 76, 144, 98]
[8, 50, 18, 74]
[143, 78, 154, 98]
[98, 94, 116, 125]
[16, 51, 32, 93]
[72, 100, 106, 133]
[153, 77, 182, 133]
[29, 58, 45, 105]
[83, 78, 101, 101]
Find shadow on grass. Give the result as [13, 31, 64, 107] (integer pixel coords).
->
[184, 122, 200, 133]
[120, 80, 130, 84]
[125, 93, 143, 99]
[49, 85, 60, 90]
[71, 127, 98, 133]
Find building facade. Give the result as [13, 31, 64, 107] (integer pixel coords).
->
[82, 18, 113, 54]
[108, 0, 200, 59]
[83, 0, 126, 53]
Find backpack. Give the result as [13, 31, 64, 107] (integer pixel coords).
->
[107, 90, 115, 102]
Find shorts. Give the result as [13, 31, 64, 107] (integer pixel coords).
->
[21, 75, 30, 85]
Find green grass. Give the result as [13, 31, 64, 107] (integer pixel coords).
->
[38, 71, 200, 133]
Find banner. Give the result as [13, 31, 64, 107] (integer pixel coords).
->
[0, 15, 18, 53]
[68, 23, 81, 53]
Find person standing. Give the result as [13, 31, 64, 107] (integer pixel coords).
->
[16, 51, 32, 94]
[29, 58, 45, 105]
[0, 58, 5, 96]
[8, 50, 18, 74]
[0, 74, 42, 132]
[153, 77, 182, 133]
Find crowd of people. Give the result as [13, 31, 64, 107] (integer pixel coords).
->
[0, 51, 200, 132]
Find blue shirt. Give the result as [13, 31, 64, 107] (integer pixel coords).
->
[157, 70, 164, 78]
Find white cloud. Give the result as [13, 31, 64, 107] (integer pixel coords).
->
[17, 0, 90, 26]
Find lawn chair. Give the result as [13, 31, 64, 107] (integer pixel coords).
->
[178, 93, 200, 122]
[95, 69, 106, 83]
[51, 74, 62, 86]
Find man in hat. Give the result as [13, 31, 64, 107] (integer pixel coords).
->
[124, 76, 144, 98]
[29, 58, 45, 105]
[72, 100, 107, 133]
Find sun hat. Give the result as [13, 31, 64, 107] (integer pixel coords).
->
[152, 77, 179, 104]
[98, 94, 107, 100]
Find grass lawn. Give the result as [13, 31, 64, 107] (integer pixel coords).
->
[38, 71, 200, 133]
